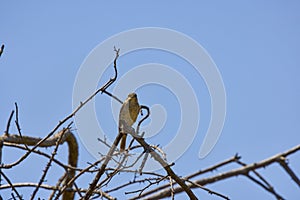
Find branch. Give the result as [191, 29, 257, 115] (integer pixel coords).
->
[14, 102, 29, 150]
[123, 110, 198, 200]
[0, 128, 78, 200]
[82, 47, 123, 199]
[244, 173, 283, 199]
[83, 132, 123, 199]
[0, 44, 4, 58]
[135, 155, 239, 199]
[30, 127, 69, 200]
[277, 156, 300, 187]
[1, 48, 121, 173]
[0, 183, 115, 200]
[235, 158, 283, 199]
[1, 47, 121, 200]
[143, 144, 300, 199]
[186, 180, 229, 200]
[4, 110, 14, 136]
[0, 171, 22, 199]
[56, 157, 106, 198]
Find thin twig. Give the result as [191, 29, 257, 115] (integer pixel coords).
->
[83, 48, 124, 199]
[105, 177, 162, 194]
[139, 152, 149, 175]
[5, 110, 14, 136]
[0, 141, 2, 187]
[31, 127, 69, 199]
[137, 106, 150, 134]
[3, 143, 79, 172]
[126, 176, 168, 196]
[245, 173, 284, 200]
[0, 171, 22, 199]
[186, 180, 229, 200]
[235, 159, 274, 193]
[0, 183, 115, 200]
[101, 90, 123, 104]
[169, 176, 175, 200]
[83, 132, 124, 199]
[49, 174, 67, 200]
[277, 156, 300, 187]
[0, 44, 4, 58]
[97, 151, 130, 188]
[56, 159, 105, 199]
[73, 182, 84, 198]
[14, 103, 29, 150]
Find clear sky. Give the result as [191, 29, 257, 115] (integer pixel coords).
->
[1, 1, 300, 199]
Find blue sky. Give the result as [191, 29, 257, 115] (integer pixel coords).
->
[1, 1, 300, 199]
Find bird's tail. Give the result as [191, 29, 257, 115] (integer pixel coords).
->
[120, 134, 127, 151]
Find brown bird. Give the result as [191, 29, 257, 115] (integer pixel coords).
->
[119, 93, 140, 151]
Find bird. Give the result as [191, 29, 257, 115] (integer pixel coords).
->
[119, 93, 140, 151]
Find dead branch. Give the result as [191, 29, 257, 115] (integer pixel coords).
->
[141, 144, 300, 199]
[0, 128, 78, 200]
[1, 46, 121, 176]
[4, 110, 14, 136]
[277, 156, 300, 187]
[123, 116, 198, 200]
[30, 127, 70, 200]
[186, 180, 229, 200]
[56, 157, 108, 199]
[83, 131, 124, 199]
[133, 155, 239, 199]
[0, 44, 4, 57]
[0, 171, 22, 199]
[0, 183, 115, 200]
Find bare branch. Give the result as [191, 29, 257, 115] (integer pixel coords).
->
[14, 103, 29, 150]
[126, 176, 168, 197]
[186, 180, 229, 200]
[1, 48, 123, 174]
[100, 47, 123, 104]
[277, 156, 300, 187]
[82, 48, 125, 199]
[56, 158, 106, 198]
[143, 145, 300, 199]
[83, 132, 124, 199]
[124, 119, 198, 199]
[235, 158, 283, 199]
[244, 173, 284, 200]
[133, 155, 238, 199]
[31, 127, 69, 199]
[0, 171, 22, 199]
[49, 174, 67, 199]
[1, 128, 78, 200]
[0, 183, 115, 200]
[4, 110, 14, 136]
